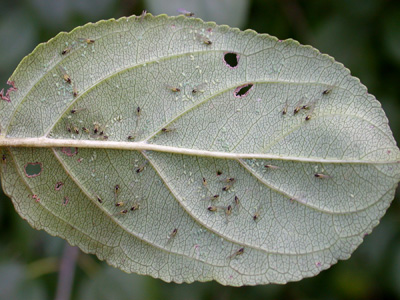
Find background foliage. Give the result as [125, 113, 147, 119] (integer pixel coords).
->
[0, 0, 399, 299]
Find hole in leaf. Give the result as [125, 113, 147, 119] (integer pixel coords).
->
[234, 84, 253, 98]
[61, 147, 78, 157]
[224, 52, 239, 68]
[24, 162, 42, 178]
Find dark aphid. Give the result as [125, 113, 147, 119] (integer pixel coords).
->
[82, 127, 90, 134]
[136, 106, 141, 115]
[208, 206, 218, 212]
[202, 177, 207, 186]
[66, 124, 72, 133]
[264, 164, 279, 170]
[222, 185, 232, 191]
[72, 84, 79, 97]
[197, 34, 212, 45]
[115, 201, 124, 207]
[253, 210, 260, 221]
[70, 108, 86, 114]
[130, 203, 140, 211]
[59, 66, 72, 84]
[78, 38, 95, 44]
[229, 247, 244, 259]
[120, 209, 128, 215]
[305, 102, 316, 121]
[114, 184, 120, 203]
[192, 83, 207, 94]
[127, 135, 135, 140]
[61, 46, 72, 55]
[161, 127, 176, 133]
[167, 85, 181, 92]
[177, 8, 195, 17]
[314, 173, 331, 179]
[73, 126, 80, 134]
[167, 228, 178, 243]
[93, 122, 100, 134]
[225, 205, 233, 216]
[136, 164, 145, 173]
[221, 177, 235, 183]
[322, 88, 332, 95]
[96, 195, 103, 204]
[282, 100, 288, 115]
[234, 196, 239, 206]
[1, 154, 7, 173]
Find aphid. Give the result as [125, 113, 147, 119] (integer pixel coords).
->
[136, 106, 141, 115]
[66, 124, 72, 133]
[208, 205, 218, 212]
[197, 34, 212, 45]
[161, 127, 176, 133]
[130, 203, 140, 211]
[305, 102, 316, 121]
[264, 164, 279, 170]
[63, 196, 70, 206]
[221, 177, 235, 183]
[314, 173, 331, 179]
[138, 10, 147, 22]
[208, 194, 220, 201]
[78, 38, 95, 44]
[222, 184, 233, 191]
[59, 66, 72, 84]
[114, 184, 120, 202]
[93, 122, 100, 134]
[253, 210, 260, 221]
[73, 126, 80, 134]
[136, 163, 146, 173]
[101, 135, 109, 140]
[72, 84, 79, 97]
[127, 135, 135, 140]
[82, 127, 90, 134]
[322, 88, 332, 95]
[1, 154, 7, 174]
[115, 201, 124, 207]
[202, 177, 207, 186]
[177, 8, 195, 17]
[61, 46, 72, 55]
[96, 195, 103, 204]
[192, 83, 207, 94]
[166, 85, 181, 92]
[282, 103, 288, 115]
[70, 108, 86, 114]
[228, 247, 244, 259]
[225, 205, 233, 216]
[234, 196, 239, 206]
[293, 98, 304, 115]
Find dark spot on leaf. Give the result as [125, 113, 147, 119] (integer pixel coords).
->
[234, 84, 253, 98]
[61, 147, 78, 157]
[24, 162, 42, 178]
[224, 52, 239, 68]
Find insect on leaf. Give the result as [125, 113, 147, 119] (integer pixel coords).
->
[0, 14, 399, 286]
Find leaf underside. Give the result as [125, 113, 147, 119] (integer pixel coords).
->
[0, 14, 399, 286]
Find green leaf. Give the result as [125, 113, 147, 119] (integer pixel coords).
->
[0, 14, 399, 286]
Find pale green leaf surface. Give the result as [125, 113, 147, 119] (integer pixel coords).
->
[0, 14, 399, 286]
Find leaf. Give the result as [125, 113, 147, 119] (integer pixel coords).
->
[0, 14, 399, 286]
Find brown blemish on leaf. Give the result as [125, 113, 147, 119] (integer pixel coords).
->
[24, 162, 43, 178]
[55, 182, 64, 191]
[234, 83, 253, 98]
[61, 147, 78, 157]
[0, 80, 18, 102]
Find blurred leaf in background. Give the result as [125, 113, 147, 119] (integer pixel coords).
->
[1, 0, 400, 299]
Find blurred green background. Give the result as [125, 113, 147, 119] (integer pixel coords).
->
[1, 0, 400, 299]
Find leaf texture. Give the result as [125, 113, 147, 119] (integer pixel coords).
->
[0, 14, 399, 286]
